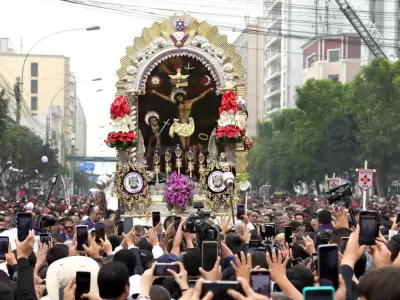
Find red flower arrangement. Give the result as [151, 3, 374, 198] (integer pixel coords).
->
[104, 130, 138, 150]
[110, 96, 130, 119]
[244, 136, 252, 150]
[218, 91, 239, 114]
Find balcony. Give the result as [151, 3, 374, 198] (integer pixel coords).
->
[266, 16, 282, 30]
[265, 52, 281, 66]
[265, 88, 281, 99]
[265, 34, 282, 48]
[265, 0, 282, 15]
[264, 71, 281, 83]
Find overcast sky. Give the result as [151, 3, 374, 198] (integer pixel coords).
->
[0, 0, 261, 173]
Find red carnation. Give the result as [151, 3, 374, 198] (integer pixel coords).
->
[110, 96, 131, 119]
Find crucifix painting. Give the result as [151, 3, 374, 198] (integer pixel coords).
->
[139, 56, 220, 171]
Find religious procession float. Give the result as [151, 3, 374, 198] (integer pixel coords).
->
[103, 13, 251, 217]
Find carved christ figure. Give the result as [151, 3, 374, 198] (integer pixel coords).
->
[151, 87, 213, 150]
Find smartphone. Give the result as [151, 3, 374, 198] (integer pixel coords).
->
[311, 252, 318, 271]
[303, 286, 335, 300]
[202, 241, 218, 272]
[250, 270, 270, 297]
[318, 244, 339, 289]
[95, 223, 105, 243]
[0, 237, 9, 260]
[236, 204, 245, 219]
[75, 271, 91, 300]
[359, 211, 378, 246]
[154, 263, 179, 277]
[201, 281, 243, 299]
[123, 217, 133, 234]
[174, 216, 182, 231]
[76, 225, 89, 251]
[396, 213, 400, 224]
[152, 211, 161, 228]
[249, 240, 262, 248]
[117, 221, 124, 236]
[340, 237, 349, 254]
[39, 233, 50, 245]
[188, 279, 198, 288]
[284, 226, 292, 244]
[17, 213, 32, 242]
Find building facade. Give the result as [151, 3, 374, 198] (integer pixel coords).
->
[263, 0, 357, 119]
[233, 18, 265, 137]
[301, 34, 361, 83]
[0, 46, 76, 164]
[75, 98, 87, 156]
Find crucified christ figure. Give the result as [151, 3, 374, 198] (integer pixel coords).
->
[151, 87, 213, 150]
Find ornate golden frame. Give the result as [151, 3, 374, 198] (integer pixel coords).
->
[115, 161, 151, 213]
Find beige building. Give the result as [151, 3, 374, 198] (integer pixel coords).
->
[0, 42, 77, 164]
[233, 17, 265, 137]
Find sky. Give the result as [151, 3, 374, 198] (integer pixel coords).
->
[0, 0, 261, 174]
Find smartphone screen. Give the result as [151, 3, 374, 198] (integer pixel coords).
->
[284, 226, 292, 244]
[154, 263, 179, 277]
[95, 223, 105, 243]
[152, 211, 161, 228]
[396, 213, 400, 224]
[318, 244, 339, 289]
[236, 205, 245, 219]
[304, 287, 334, 300]
[174, 217, 182, 231]
[76, 225, 88, 251]
[75, 271, 91, 300]
[359, 212, 377, 246]
[202, 241, 218, 272]
[201, 281, 243, 299]
[40, 233, 50, 245]
[340, 237, 349, 254]
[249, 240, 262, 248]
[17, 213, 32, 242]
[311, 253, 318, 271]
[123, 217, 133, 234]
[250, 271, 270, 297]
[117, 221, 124, 236]
[0, 237, 9, 259]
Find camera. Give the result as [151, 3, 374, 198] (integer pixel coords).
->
[183, 202, 220, 246]
[326, 183, 352, 204]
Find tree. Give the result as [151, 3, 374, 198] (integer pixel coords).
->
[350, 59, 400, 196]
[0, 88, 8, 137]
[249, 79, 358, 194]
[0, 124, 59, 194]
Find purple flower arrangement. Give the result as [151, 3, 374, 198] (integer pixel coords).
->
[163, 172, 195, 208]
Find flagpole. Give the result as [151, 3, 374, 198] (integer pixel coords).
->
[363, 160, 367, 211]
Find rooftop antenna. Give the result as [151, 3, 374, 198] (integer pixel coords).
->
[20, 36, 23, 54]
[244, 13, 249, 26]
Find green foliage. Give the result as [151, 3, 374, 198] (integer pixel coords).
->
[0, 123, 59, 191]
[249, 78, 358, 194]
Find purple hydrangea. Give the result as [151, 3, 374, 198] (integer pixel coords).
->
[163, 172, 195, 208]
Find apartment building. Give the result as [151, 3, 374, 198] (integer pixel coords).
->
[263, 0, 356, 119]
[301, 33, 361, 83]
[75, 98, 87, 156]
[0, 40, 78, 164]
[233, 17, 265, 137]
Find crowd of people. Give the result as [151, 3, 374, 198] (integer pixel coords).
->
[0, 195, 399, 299]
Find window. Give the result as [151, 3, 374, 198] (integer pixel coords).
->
[307, 54, 316, 68]
[31, 80, 38, 94]
[329, 74, 339, 83]
[31, 96, 38, 111]
[31, 63, 38, 77]
[328, 49, 340, 62]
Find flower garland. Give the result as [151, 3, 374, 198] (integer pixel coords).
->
[215, 91, 246, 144]
[163, 172, 195, 208]
[105, 96, 138, 151]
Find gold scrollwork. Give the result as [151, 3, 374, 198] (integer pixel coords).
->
[201, 160, 236, 211]
[115, 161, 151, 214]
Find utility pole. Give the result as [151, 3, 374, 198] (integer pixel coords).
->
[14, 77, 21, 124]
[45, 114, 51, 144]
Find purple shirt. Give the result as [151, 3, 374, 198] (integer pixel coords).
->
[82, 219, 96, 230]
[319, 223, 334, 232]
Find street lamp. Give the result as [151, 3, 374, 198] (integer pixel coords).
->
[96, 89, 104, 92]
[20, 26, 101, 92]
